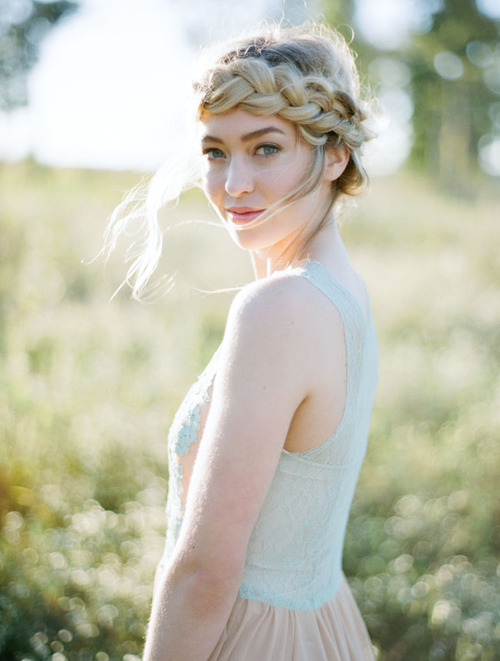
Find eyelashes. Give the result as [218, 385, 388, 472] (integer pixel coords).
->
[202, 144, 282, 160]
[255, 144, 281, 157]
[202, 147, 225, 160]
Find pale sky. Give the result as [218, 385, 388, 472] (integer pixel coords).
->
[1, 0, 498, 175]
[2, 0, 285, 169]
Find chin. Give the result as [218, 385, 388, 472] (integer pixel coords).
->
[228, 227, 272, 253]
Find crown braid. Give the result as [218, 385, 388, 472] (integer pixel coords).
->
[194, 26, 372, 197]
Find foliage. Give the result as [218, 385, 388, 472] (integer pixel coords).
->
[406, 0, 500, 183]
[0, 0, 77, 110]
[0, 161, 499, 659]
[332, 0, 500, 184]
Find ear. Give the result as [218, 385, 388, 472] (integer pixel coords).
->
[324, 145, 350, 182]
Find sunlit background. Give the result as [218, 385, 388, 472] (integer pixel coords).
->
[1, 0, 500, 175]
[1, 1, 500, 660]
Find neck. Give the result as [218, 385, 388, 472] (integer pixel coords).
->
[304, 220, 347, 266]
[249, 216, 344, 279]
[250, 253, 287, 279]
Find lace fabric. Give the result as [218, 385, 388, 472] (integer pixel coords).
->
[162, 347, 220, 559]
[158, 260, 378, 610]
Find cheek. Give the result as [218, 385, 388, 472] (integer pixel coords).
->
[202, 170, 223, 206]
[264, 160, 308, 196]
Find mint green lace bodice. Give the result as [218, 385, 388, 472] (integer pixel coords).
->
[159, 260, 378, 610]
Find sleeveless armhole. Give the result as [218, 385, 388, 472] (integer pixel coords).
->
[281, 259, 371, 465]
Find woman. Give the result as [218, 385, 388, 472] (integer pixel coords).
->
[109, 23, 378, 661]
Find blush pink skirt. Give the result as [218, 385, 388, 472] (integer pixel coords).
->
[209, 577, 376, 660]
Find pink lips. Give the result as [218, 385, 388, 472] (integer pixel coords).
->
[226, 207, 265, 224]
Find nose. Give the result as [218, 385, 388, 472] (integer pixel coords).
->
[225, 156, 254, 198]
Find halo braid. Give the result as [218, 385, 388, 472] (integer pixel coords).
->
[195, 25, 372, 192]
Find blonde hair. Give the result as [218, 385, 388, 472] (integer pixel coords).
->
[196, 24, 370, 198]
[102, 23, 372, 300]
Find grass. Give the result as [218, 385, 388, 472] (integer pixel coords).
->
[0, 160, 499, 660]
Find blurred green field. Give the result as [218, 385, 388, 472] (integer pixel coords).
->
[0, 160, 499, 660]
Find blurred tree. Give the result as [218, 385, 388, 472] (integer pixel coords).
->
[0, 0, 77, 110]
[322, 0, 366, 63]
[322, 0, 500, 183]
[408, 0, 500, 186]
[322, 0, 356, 29]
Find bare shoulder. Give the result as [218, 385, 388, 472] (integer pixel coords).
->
[226, 269, 343, 343]
[220, 271, 345, 401]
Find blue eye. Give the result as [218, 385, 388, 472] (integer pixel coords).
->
[256, 144, 280, 156]
[203, 148, 225, 160]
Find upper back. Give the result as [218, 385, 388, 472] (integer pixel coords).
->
[237, 259, 379, 609]
[161, 258, 379, 610]
[289, 259, 378, 462]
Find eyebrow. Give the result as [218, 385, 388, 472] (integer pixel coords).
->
[201, 127, 286, 144]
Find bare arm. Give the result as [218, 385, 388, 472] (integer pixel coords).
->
[143, 277, 317, 661]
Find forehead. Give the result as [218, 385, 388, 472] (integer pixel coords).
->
[198, 108, 297, 141]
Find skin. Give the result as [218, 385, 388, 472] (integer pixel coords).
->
[199, 108, 346, 277]
[143, 108, 367, 661]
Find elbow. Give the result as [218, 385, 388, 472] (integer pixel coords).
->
[192, 565, 242, 617]
[167, 550, 244, 613]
